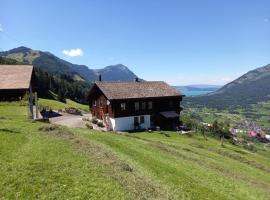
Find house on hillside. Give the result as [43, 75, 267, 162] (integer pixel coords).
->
[87, 79, 184, 131]
[0, 65, 37, 118]
[0, 65, 36, 100]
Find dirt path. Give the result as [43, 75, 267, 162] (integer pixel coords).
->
[49, 113, 91, 128]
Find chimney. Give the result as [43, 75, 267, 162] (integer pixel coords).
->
[134, 77, 139, 82]
[98, 74, 102, 82]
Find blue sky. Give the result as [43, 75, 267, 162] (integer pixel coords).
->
[1, 0, 269, 85]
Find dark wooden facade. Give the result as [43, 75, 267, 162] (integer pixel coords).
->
[89, 83, 183, 130]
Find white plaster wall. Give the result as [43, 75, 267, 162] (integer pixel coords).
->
[109, 115, 150, 131]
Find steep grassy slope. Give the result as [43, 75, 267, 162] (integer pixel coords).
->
[0, 104, 126, 199]
[0, 103, 270, 199]
[39, 98, 89, 112]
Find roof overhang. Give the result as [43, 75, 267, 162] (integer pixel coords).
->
[160, 111, 179, 118]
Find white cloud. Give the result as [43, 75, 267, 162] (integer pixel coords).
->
[264, 18, 269, 23]
[0, 24, 3, 32]
[62, 48, 83, 57]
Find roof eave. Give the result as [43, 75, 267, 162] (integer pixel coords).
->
[108, 95, 183, 101]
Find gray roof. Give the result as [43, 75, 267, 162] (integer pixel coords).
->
[0, 65, 33, 90]
[94, 81, 182, 100]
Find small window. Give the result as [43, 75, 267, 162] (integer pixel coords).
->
[135, 102, 139, 111]
[93, 100, 97, 106]
[148, 101, 153, 109]
[141, 102, 146, 110]
[134, 116, 139, 126]
[120, 102, 126, 111]
[140, 116, 145, 124]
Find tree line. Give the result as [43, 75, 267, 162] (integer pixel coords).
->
[34, 68, 91, 103]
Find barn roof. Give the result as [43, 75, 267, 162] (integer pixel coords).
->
[93, 81, 183, 100]
[0, 65, 34, 90]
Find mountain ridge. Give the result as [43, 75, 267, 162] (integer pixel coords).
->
[0, 46, 141, 82]
[186, 63, 270, 109]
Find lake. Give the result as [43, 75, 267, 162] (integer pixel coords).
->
[174, 86, 220, 97]
[183, 90, 214, 96]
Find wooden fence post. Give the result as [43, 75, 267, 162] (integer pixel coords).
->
[29, 86, 34, 119]
[35, 92, 38, 119]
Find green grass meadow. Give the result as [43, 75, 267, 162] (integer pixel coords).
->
[39, 98, 89, 112]
[0, 102, 270, 199]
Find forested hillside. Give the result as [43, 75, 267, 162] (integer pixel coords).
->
[34, 68, 91, 102]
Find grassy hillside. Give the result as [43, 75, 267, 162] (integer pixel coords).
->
[1, 102, 270, 199]
[0, 104, 125, 199]
[39, 98, 89, 112]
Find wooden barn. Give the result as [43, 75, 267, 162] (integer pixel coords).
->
[88, 79, 184, 131]
[0, 65, 37, 118]
[0, 65, 36, 101]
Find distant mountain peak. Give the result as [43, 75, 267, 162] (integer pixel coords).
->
[8, 46, 32, 54]
[93, 64, 138, 81]
[103, 64, 130, 71]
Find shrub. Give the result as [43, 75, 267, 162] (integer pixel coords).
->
[86, 123, 93, 129]
[91, 117, 98, 124]
[97, 121, 104, 127]
[181, 114, 199, 130]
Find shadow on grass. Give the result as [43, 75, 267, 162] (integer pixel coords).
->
[0, 128, 21, 133]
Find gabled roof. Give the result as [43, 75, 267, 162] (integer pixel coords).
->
[0, 65, 33, 90]
[92, 81, 182, 100]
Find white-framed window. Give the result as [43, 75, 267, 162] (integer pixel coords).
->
[135, 102, 139, 111]
[141, 102, 146, 110]
[93, 100, 97, 106]
[148, 101, 153, 109]
[120, 102, 126, 111]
